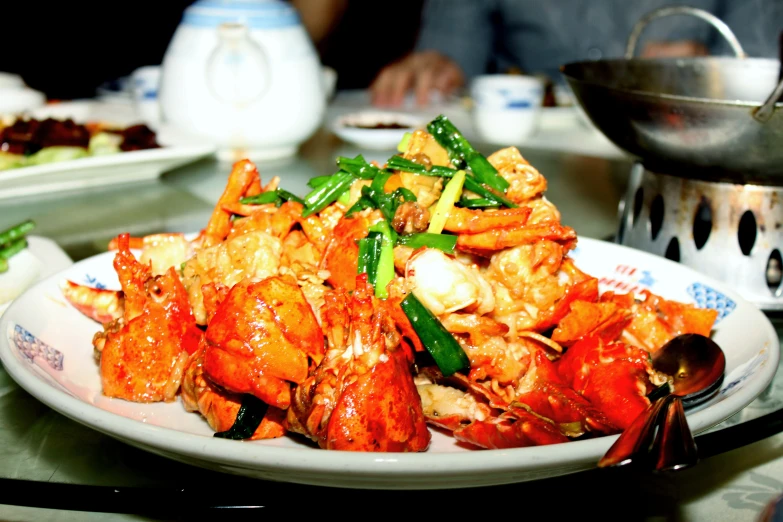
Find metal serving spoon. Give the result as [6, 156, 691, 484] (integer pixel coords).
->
[598, 333, 726, 471]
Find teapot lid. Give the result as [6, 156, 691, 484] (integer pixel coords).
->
[183, 0, 300, 29]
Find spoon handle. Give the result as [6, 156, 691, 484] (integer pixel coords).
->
[651, 396, 699, 471]
[597, 395, 670, 468]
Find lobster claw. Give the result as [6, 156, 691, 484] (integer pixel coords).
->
[203, 275, 324, 410]
[453, 404, 569, 449]
[95, 233, 200, 403]
[515, 350, 619, 436]
[325, 348, 430, 451]
[287, 274, 430, 452]
[555, 335, 653, 430]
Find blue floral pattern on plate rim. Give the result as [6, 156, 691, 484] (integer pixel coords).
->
[12, 324, 64, 371]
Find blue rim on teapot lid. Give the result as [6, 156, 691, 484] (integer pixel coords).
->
[183, 0, 300, 29]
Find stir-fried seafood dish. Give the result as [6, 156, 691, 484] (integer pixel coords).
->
[62, 115, 718, 451]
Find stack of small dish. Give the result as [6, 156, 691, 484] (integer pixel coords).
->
[0, 72, 46, 115]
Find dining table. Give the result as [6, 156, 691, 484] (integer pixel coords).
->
[1, 91, 783, 521]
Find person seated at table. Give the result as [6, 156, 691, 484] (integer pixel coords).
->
[369, 0, 783, 107]
[293, 0, 425, 91]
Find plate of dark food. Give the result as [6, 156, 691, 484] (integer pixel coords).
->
[0, 116, 216, 200]
[332, 110, 424, 150]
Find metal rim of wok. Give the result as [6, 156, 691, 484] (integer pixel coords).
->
[559, 6, 783, 178]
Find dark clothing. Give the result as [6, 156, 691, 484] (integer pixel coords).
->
[415, 0, 783, 82]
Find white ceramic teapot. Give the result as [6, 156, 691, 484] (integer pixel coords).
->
[159, 0, 326, 161]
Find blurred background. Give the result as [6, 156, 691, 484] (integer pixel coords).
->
[0, 0, 423, 100]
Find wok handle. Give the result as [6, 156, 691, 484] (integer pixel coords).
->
[753, 31, 783, 122]
[624, 6, 746, 59]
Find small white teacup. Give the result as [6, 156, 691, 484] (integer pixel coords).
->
[470, 74, 544, 145]
[131, 65, 162, 126]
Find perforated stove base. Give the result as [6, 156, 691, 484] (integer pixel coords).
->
[616, 163, 783, 311]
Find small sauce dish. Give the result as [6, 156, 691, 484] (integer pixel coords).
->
[332, 111, 424, 150]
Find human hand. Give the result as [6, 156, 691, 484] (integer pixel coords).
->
[370, 51, 465, 108]
[641, 40, 709, 58]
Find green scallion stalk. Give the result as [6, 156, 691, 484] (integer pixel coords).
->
[399, 292, 470, 376]
[307, 174, 332, 189]
[0, 219, 35, 247]
[357, 231, 383, 285]
[462, 176, 517, 208]
[346, 195, 375, 217]
[386, 156, 456, 178]
[0, 238, 28, 260]
[214, 394, 269, 440]
[240, 191, 280, 205]
[375, 241, 394, 298]
[458, 196, 502, 209]
[302, 171, 355, 217]
[337, 155, 384, 180]
[277, 189, 305, 205]
[396, 233, 456, 254]
[426, 114, 509, 193]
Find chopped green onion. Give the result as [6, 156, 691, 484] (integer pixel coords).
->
[360, 184, 417, 223]
[428, 170, 465, 234]
[426, 115, 509, 193]
[337, 188, 351, 206]
[277, 189, 305, 205]
[214, 394, 269, 440]
[369, 219, 398, 245]
[396, 233, 456, 254]
[0, 219, 35, 247]
[458, 196, 501, 209]
[302, 171, 355, 217]
[397, 131, 412, 152]
[239, 189, 304, 207]
[337, 155, 385, 180]
[463, 176, 517, 208]
[370, 171, 392, 193]
[368, 222, 395, 298]
[240, 191, 280, 205]
[307, 174, 332, 189]
[0, 238, 27, 260]
[387, 155, 515, 208]
[399, 292, 470, 376]
[345, 195, 375, 217]
[357, 232, 383, 284]
[386, 156, 456, 178]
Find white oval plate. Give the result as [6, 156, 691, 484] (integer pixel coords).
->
[331, 111, 424, 151]
[0, 237, 778, 489]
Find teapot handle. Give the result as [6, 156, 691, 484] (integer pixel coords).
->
[206, 22, 271, 106]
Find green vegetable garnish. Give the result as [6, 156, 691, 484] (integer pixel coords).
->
[357, 231, 383, 285]
[426, 115, 509, 193]
[428, 169, 465, 234]
[302, 171, 354, 217]
[214, 394, 269, 440]
[0, 238, 28, 260]
[399, 292, 470, 376]
[396, 232, 457, 254]
[397, 131, 412, 153]
[88, 132, 123, 156]
[368, 221, 396, 298]
[0, 219, 35, 248]
[26, 146, 89, 166]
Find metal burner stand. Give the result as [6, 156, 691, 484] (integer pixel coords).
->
[616, 163, 783, 311]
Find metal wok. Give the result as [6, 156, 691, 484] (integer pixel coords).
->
[560, 6, 783, 181]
